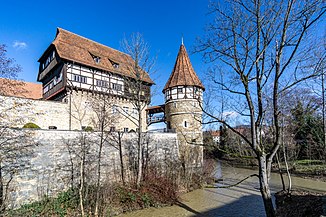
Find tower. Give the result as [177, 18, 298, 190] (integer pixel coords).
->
[163, 43, 205, 167]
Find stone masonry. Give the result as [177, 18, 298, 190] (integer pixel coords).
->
[3, 129, 178, 208]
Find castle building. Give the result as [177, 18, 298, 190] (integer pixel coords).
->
[163, 42, 205, 167]
[35, 28, 154, 131]
[1, 29, 205, 166]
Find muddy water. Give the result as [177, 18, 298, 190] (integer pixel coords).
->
[118, 164, 326, 217]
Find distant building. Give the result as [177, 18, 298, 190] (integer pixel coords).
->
[209, 130, 221, 144]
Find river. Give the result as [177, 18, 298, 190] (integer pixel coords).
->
[118, 162, 326, 217]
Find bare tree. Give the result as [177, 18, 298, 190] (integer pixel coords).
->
[196, 1, 325, 216]
[120, 33, 155, 187]
[88, 90, 119, 216]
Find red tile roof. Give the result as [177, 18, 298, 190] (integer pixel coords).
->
[41, 28, 154, 84]
[163, 44, 204, 91]
[0, 78, 42, 99]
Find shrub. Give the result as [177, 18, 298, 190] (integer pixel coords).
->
[23, 122, 40, 129]
[83, 126, 93, 132]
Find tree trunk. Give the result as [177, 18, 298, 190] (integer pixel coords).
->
[0, 164, 3, 211]
[136, 120, 142, 187]
[275, 153, 286, 191]
[79, 157, 85, 217]
[118, 132, 125, 185]
[95, 128, 104, 217]
[258, 155, 275, 217]
[136, 92, 143, 188]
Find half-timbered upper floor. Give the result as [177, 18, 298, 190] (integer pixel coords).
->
[37, 28, 153, 102]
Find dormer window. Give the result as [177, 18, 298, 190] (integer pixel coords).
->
[94, 56, 101, 64]
[89, 52, 101, 64]
[109, 59, 119, 69]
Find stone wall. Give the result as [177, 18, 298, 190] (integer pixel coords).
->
[0, 92, 148, 132]
[3, 129, 178, 208]
[165, 98, 203, 167]
[0, 95, 70, 129]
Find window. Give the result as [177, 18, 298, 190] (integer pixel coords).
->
[73, 74, 87, 84]
[112, 83, 122, 91]
[123, 106, 129, 114]
[109, 59, 119, 69]
[89, 52, 101, 64]
[112, 105, 118, 114]
[123, 127, 129, 133]
[42, 50, 55, 70]
[94, 57, 101, 64]
[110, 126, 116, 132]
[177, 87, 183, 93]
[43, 85, 49, 94]
[184, 121, 188, 128]
[112, 63, 119, 68]
[57, 72, 63, 83]
[132, 108, 138, 116]
[96, 79, 108, 87]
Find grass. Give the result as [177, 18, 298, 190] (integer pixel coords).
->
[278, 159, 326, 176]
[5, 176, 181, 217]
[294, 159, 324, 165]
[6, 188, 79, 217]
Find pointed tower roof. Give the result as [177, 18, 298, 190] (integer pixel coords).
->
[163, 44, 204, 92]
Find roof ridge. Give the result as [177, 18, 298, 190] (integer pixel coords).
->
[56, 27, 132, 58]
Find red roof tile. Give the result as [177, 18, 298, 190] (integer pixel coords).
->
[0, 78, 42, 99]
[42, 28, 154, 84]
[163, 44, 204, 91]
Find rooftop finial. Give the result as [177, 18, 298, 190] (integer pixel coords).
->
[181, 34, 184, 45]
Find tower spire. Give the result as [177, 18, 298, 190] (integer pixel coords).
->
[163, 43, 205, 92]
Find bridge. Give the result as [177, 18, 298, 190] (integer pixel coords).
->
[146, 104, 165, 126]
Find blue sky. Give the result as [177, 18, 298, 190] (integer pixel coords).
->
[0, 0, 211, 106]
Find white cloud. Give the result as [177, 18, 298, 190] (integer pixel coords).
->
[222, 111, 239, 118]
[13, 41, 27, 49]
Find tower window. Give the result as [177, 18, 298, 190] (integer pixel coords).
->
[177, 88, 183, 93]
[184, 121, 188, 128]
[112, 105, 118, 114]
[123, 106, 129, 114]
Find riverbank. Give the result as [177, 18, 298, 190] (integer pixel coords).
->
[276, 190, 326, 217]
[221, 158, 326, 182]
[118, 165, 326, 217]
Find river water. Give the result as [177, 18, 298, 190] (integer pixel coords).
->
[118, 162, 326, 217]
